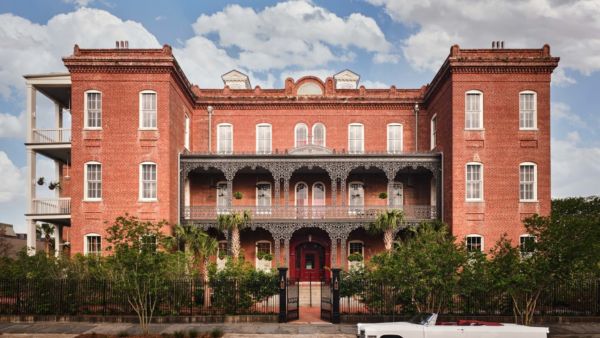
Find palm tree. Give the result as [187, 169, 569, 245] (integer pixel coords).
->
[217, 210, 251, 259]
[174, 224, 205, 274]
[36, 223, 54, 255]
[196, 234, 218, 307]
[368, 209, 404, 252]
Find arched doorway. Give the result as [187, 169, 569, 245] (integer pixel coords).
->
[289, 228, 330, 282]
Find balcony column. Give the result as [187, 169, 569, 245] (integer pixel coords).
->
[330, 177, 337, 206]
[283, 238, 290, 267]
[434, 167, 442, 220]
[54, 224, 62, 257]
[273, 238, 281, 267]
[273, 176, 281, 206]
[384, 167, 398, 208]
[224, 170, 235, 209]
[331, 238, 338, 268]
[339, 236, 347, 270]
[180, 166, 187, 221]
[283, 177, 290, 207]
[26, 84, 36, 143]
[26, 147, 36, 256]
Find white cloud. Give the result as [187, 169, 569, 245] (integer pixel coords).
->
[0, 8, 160, 99]
[280, 69, 335, 83]
[552, 101, 585, 128]
[373, 52, 401, 64]
[0, 112, 24, 138]
[552, 67, 577, 87]
[190, 1, 392, 72]
[552, 135, 600, 198]
[361, 80, 389, 89]
[368, 0, 600, 78]
[63, 0, 95, 8]
[0, 151, 25, 203]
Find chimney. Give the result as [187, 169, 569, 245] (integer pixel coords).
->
[501, 41, 504, 48]
[492, 41, 496, 49]
[115, 41, 129, 49]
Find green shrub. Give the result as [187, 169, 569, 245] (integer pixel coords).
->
[211, 328, 224, 338]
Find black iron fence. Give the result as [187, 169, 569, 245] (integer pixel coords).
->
[0, 279, 278, 316]
[340, 278, 600, 317]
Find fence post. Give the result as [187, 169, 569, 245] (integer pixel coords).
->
[596, 279, 600, 316]
[102, 280, 107, 316]
[278, 267, 287, 323]
[331, 268, 341, 324]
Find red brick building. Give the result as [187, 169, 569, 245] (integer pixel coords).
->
[24, 43, 558, 280]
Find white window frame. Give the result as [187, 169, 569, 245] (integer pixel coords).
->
[84, 233, 102, 256]
[255, 123, 272, 154]
[519, 91, 537, 130]
[216, 123, 233, 154]
[348, 240, 365, 270]
[311, 181, 326, 218]
[519, 162, 538, 202]
[466, 234, 484, 253]
[390, 182, 404, 209]
[84, 90, 102, 130]
[139, 90, 158, 130]
[255, 181, 272, 215]
[348, 123, 364, 154]
[84, 161, 102, 201]
[294, 181, 309, 207]
[430, 114, 437, 150]
[139, 162, 158, 201]
[184, 114, 190, 150]
[294, 123, 309, 148]
[255, 240, 272, 272]
[465, 90, 483, 130]
[348, 181, 365, 214]
[312, 123, 326, 147]
[387, 123, 403, 154]
[519, 234, 536, 257]
[216, 181, 228, 213]
[465, 162, 483, 202]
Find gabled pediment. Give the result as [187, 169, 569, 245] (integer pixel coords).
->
[221, 70, 251, 89]
[334, 69, 360, 89]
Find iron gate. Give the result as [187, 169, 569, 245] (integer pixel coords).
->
[321, 278, 332, 321]
[287, 278, 299, 321]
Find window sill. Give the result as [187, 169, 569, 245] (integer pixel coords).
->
[465, 199, 484, 203]
[519, 128, 538, 131]
[138, 128, 158, 131]
[519, 199, 539, 203]
[83, 198, 102, 202]
[139, 199, 158, 203]
[83, 127, 102, 131]
[464, 128, 485, 131]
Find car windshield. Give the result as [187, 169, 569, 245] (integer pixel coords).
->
[408, 313, 432, 325]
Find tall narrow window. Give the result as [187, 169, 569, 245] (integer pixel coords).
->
[184, 114, 190, 150]
[520, 91, 537, 129]
[348, 123, 364, 154]
[216, 182, 228, 213]
[430, 114, 437, 150]
[466, 163, 483, 201]
[85, 91, 102, 129]
[295, 123, 308, 147]
[217, 124, 233, 154]
[140, 163, 157, 201]
[139, 91, 157, 129]
[312, 182, 326, 218]
[85, 162, 102, 200]
[255, 241, 272, 271]
[84, 234, 102, 256]
[256, 123, 272, 154]
[465, 91, 483, 129]
[520, 163, 537, 201]
[520, 235, 535, 256]
[312, 123, 326, 147]
[348, 182, 364, 213]
[348, 240, 364, 270]
[387, 123, 403, 154]
[256, 182, 272, 214]
[466, 235, 483, 253]
[390, 182, 404, 208]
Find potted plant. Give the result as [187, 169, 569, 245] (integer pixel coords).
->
[48, 181, 61, 191]
[37, 177, 45, 186]
[218, 251, 228, 260]
[378, 192, 388, 199]
[233, 191, 243, 200]
[257, 251, 273, 261]
[347, 252, 363, 262]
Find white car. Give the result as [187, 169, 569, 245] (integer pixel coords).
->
[357, 313, 549, 338]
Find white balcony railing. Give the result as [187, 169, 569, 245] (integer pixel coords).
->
[32, 129, 71, 144]
[31, 198, 71, 215]
[184, 205, 435, 221]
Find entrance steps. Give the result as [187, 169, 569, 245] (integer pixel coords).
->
[298, 281, 322, 307]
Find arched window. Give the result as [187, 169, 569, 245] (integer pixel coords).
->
[84, 90, 102, 129]
[312, 182, 326, 218]
[430, 114, 437, 150]
[466, 234, 484, 253]
[256, 123, 272, 154]
[295, 182, 308, 206]
[295, 123, 308, 147]
[84, 233, 102, 256]
[217, 123, 233, 154]
[312, 123, 326, 147]
[84, 161, 102, 201]
[465, 90, 483, 130]
[184, 114, 190, 150]
[139, 90, 157, 129]
[519, 91, 537, 130]
[519, 162, 537, 201]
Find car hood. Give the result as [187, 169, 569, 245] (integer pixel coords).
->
[357, 321, 417, 332]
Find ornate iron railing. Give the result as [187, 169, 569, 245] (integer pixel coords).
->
[184, 205, 435, 221]
[31, 198, 71, 215]
[32, 128, 71, 144]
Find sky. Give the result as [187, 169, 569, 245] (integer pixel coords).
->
[0, 0, 599, 233]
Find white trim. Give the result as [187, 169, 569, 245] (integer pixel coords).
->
[519, 90, 538, 130]
[466, 234, 484, 252]
[348, 123, 364, 154]
[184, 114, 190, 150]
[83, 161, 102, 201]
[139, 90, 157, 130]
[465, 90, 484, 130]
[255, 240, 272, 271]
[519, 162, 538, 202]
[255, 123, 272, 154]
[216, 123, 233, 154]
[347, 181, 365, 208]
[255, 181, 272, 213]
[255, 240, 272, 254]
[519, 234, 536, 255]
[465, 162, 484, 202]
[217, 240, 228, 270]
[311, 181, 326, 206]
[294, 123, 308, 148]
[83, 233, 102, 256]
[390, 181, 404, 208]
[216, 181, 228, 209]
[139, 162, 158, 202]
[430, 114, 437, 150]
[312, 123, 326, 147]
[83, 90, 102, 130]
[294, 181, 308, 207]
[386, 123, 403, 154]
[347, 240, 364, 256]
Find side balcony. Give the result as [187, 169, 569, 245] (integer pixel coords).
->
[26, 198, 71, 225]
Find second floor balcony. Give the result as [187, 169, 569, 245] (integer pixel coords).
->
[32, 128, 71, 144]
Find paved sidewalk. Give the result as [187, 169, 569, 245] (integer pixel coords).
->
[1, 321, 600, 337]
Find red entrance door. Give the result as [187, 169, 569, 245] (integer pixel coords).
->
[300, 249, 321, 281]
